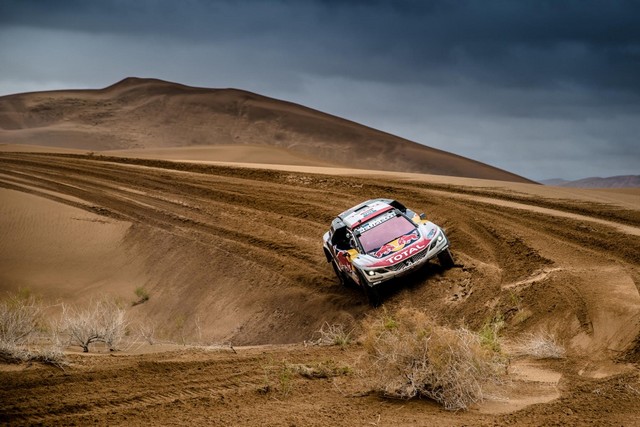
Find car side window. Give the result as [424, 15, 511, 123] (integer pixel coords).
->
[348, 233, 358, 251]
[332, 227, 351, 250]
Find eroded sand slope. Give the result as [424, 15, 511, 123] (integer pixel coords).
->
[0, 152, 639, 425]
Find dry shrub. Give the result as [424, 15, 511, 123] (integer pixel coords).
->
[479, 314, 505, 353]
[260, 360, 297, 398]
[513, 331, 565, 359]
[259, 359, 351, 398]
[290, 360, 352, 379]
[363, 308, 505, 411]
[61, 297, 127, 352]
[136, 321, 157, 345]
[316, 322, 353, 347]
[0, 343, 67, 367]
[0, 292, 66, 366]
[0, 292, 42, 347]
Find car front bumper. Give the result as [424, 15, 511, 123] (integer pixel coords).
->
[360, 236, 450, 287]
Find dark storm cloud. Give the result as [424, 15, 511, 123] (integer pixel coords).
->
[0, 0, 638, 180]
[3, 0, 639, 94]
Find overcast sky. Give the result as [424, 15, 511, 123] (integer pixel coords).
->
[1, 0, 639, 181]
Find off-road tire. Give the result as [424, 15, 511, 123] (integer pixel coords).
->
[358, 271, 381, 307]
[332, 260, 357, 288]
[364, 285, 381, 307]
[438, 248, 455, 269]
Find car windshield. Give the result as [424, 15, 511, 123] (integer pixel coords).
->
[356, 214, 416, 253]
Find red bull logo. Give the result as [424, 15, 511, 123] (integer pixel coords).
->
[373, 230, 420, 258]
[336, 251, 353, 272]
[397, 230, 419, 246]
[374, 244, 395, 258]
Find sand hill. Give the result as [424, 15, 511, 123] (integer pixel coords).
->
[542, 175, 640, 188]
[0, 77, 533, 183]
[1, 80, 639, 425]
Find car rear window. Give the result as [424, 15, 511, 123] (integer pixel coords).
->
[357, 214, 416, 253]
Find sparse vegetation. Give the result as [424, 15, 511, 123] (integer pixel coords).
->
[513, 331, 566, 359]
[0, 344, 67, 367]
[362, 308, 505, 411]
[0, 292, 42, 347]
[136, 321, 157, 345]
[290, 360, 352, 379]
[316, 322, 353, 347]
[260, 359, 296, 397]
[132, 286, 150, 306]
[0, 291, 66, 366]
[61, 297, 128, 352]
[259, 359, 351, 398]
[173, 314, 187, 345]
[479, 313, 505, 353]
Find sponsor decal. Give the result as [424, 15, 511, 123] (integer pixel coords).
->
[372, 230, 420, 258]
[355, 211, 396, 234]
[359, 208, 375, 218]
[374, 243, 395, 258]
[384, 243, 426, 265]
[336, 251, 352, 271]
[397, 230, 419, 246]
[426, 228, 436, 239]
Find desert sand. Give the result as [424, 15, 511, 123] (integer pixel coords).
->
[1, 150, 639, 425]
[0, 77, 534, 183]
[1, 78, 638, 425]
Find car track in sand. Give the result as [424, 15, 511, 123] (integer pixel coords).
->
[1, 152, 639, 425]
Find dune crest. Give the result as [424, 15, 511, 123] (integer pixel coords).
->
[0, 77, 533, 183]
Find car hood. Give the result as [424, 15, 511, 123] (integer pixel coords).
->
[355, 222, 439, 268]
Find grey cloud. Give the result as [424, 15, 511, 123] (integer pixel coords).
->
[3, 1, 639, 93]
[0, 0, 638, 180]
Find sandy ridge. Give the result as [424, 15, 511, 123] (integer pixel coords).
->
[1, 152, 639, 425]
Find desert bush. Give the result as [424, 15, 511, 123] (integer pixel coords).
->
[316, 322, 353, 347]
[512, 331, 566, 359]
[479, 314, 505, 353]
[0, 292, 42, 347]
[259, 359, 351, 397]
[362, 308, 505, 411]
[260, 360, 296, 397]
[136, 322, 157, 345]
[290, 360, 352, 379]
[132, 286, 149, 306]
[0, 342, 67, 367]
[61, 297, 127, 352]
[0, 292, 67, 366]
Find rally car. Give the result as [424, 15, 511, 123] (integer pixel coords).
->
[322, 199, 454, 306]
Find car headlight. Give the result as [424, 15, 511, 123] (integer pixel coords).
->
[429, 230, 446, 250]
[364, 268, 386, 277]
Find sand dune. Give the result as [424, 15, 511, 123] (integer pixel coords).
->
[1, 152, 639, 424]
[0, 77, 534, 183]
[542, 175, 640, 188]
[0, 188, 135, 301]
[105, 144, 336, 167]
[1, 85, 640, 427]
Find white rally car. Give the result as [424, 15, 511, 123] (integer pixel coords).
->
[322, 199, 454, 306]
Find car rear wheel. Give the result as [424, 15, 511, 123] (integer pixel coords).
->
[438, 248, 455, 269]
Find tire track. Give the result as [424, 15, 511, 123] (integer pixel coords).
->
[2, 348, 341, 425]
[0, 152, 638, 352]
